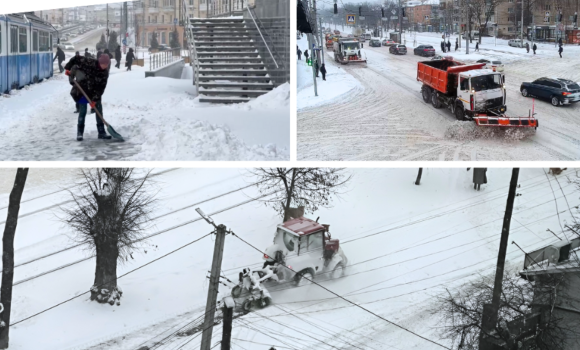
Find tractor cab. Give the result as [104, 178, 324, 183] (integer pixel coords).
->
[264, 217, 348, 286]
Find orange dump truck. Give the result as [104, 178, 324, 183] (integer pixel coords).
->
[417, 57, 538, 128]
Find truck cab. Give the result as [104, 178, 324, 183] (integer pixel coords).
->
[333, 39, 366, 64]
[264, 217, 348, 286]
[456, 69, 506, 118]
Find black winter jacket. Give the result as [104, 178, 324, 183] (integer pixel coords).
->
[64, 56, 109, 103]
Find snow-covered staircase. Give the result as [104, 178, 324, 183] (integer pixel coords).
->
[189, 18, 275, 104]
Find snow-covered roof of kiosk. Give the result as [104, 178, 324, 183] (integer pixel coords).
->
[278, 217, 325, 236]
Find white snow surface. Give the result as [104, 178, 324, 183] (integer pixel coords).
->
[0, 62, 289, 161]
[1, 168, 578, 350]
[298, 25, 580, 161]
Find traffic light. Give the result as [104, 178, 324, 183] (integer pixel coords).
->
[334, 3, 338, 14]
[381, 8, 385, 17]
[359, 6, 362, 16]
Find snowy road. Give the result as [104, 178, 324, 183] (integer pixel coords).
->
[297, 33, 580, 161]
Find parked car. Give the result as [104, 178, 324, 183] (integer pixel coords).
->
[60, 42, 75, 50]
[413, 45, 436, 57]
[476, 59, 504, 72]
[508, 39, 525, 47]
[382, 39, 396, 46]
[149, 44, 171, 52]
[369, 38, 382, 47]
[334, 30, 340, 34]
[520, 78, 580, 106]
[389, 44, 407, 54]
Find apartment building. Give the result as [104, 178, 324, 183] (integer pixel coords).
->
[135, 0, 184, 47]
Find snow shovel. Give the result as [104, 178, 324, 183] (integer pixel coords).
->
[72, 80, 124, 141]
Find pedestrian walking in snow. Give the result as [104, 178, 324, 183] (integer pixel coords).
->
[297, 46, 302, 60]
[467, 168, 487, 191]
[125, 48, 135, 71]
[446, 40, 451, 52]
[64, 54, 112, 141]
[558, 45, 563, 58]
[558, 37, 563, 46]
[533, 43, 537, 54]
[455, 38, 458, 51]
[53, 46, 66, 73]
[84, 48, 93, 58]
[320, 63, 327, 81]
[114, 45, 122, 69]
[315, 61, 320, 77]
[475, 42, 479, 51]
[441, 41, 445, 53]
[304, 49, 309, 61]
[525, 42, 530, 53]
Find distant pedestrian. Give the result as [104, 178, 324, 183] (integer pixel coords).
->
[125, 48, 135, 71]
[315, 61, 320, 77]
[532, 43, 537, 54]
[53, 46, 66, 73]
[468, 168, 487, 191]
[475, 42, 479, 51]
[558, 37, 563, 46]
[297, 46, 302, 60]
[455, 38, 458, 51]
[441, 41, 445, 53]
[525, 42, 530, 53]
[304, 49, 309, 61]
[558, 45, 563, 58]
[84, 48, 93, 58]
[320, 63, 327, 81]
[115, 45, 122, 69]
[446, 40, 451, 52]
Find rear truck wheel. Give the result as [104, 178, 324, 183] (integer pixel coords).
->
[521, 88, 528, 97]
[422, 86, 432, 103]
[455, 105, 467, 121]
[231, 285, 242, 298]
[242, 299, 253, 313]
[431, 91, 442, 108]
[258, 297, 272, 309]
[294, 269, 314, 287]
[331, 263, 345, 279]
[551, 96, 560, 107]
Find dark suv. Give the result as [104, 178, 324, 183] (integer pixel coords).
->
[414, 45, 435, 57]
[389, 44, 407, 55]
[520, 78, 580, 106]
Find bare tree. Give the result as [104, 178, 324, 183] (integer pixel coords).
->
[0, 168, 28, 349]
[250, 168, 351, 222]
[433, 267, 580, 349]
[471, 0, 505, 42]
[61, 169, 157, 305]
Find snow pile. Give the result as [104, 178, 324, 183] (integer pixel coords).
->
[444, 121, 533, 141]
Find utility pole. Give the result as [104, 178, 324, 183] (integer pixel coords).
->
[319, 17, 325, 64]
[479, 168, 520, 349]
[465, 5, 469, 54]
[521, 0, 524, 42]
[198, 207, 227, 350]
[221, 296, 234, 350]
[399, 0, 403, 43]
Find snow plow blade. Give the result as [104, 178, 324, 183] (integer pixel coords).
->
[473, 116, 538, 128]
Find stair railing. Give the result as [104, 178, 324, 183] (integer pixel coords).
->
[182, 0, 200, 93]
[247, 6, 279, 69]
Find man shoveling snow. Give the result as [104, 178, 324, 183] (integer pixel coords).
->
[65, 54, 112, 141]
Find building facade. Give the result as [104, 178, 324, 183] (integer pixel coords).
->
[135, 0, 184, 47]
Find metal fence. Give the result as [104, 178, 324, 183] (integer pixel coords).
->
[209, 0, 247, 18]
[149, 49, 182, 71]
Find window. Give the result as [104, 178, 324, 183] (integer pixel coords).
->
[10, 25, 18, 53]
[33, 30, 38, 52]
[508, 26, 515, 32]
[189, 0, 194, 5]
[162, 15, 165, 23]
[508, 7, 514, 13]
[460, 77, 469, 90]
[161, 31, 166, 44]
[39, 31, 50, 51]
[282, 230, 296, 252]
[544, 5, 551, 10]
[308, 232, 324, 252]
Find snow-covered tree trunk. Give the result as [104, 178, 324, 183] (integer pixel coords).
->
[91, 235, 122, 305]
[0, 168, 28, 349]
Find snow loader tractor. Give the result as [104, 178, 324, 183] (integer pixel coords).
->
[333, 39, 367, 65]
[262, 217, 348, 288]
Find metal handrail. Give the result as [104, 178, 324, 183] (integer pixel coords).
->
[182, 0, 200, 93]
[247, 6, 279, 69]
[149, 50, 181, 70]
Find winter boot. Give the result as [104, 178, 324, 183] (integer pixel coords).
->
[97, 124, 112, 140]
[77, 124, 85, 141]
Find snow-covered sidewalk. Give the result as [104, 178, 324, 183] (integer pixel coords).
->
[0, 63, 289, 161]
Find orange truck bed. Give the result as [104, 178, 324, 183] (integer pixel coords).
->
[417, 60, 486, 94]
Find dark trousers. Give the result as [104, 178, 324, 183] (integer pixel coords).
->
[322, 72, 326, 80]
[298, 54, 302, 60]
[127, 62, 133, 71]
[559, 52, 562, 58]
[115, 59, 121, 68]
[533, 50, 536, 54]
[58, 61, 64, 73]
[78, 102, 104, 127]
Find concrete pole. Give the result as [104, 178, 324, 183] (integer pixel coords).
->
[200, 225, 227, 350]
[320, 17, 325, 64]
[220, 304, 233, 350]
[399, 0, 403, 43]
[480, 169, 520, 347]
[307, 33, 318, 97]
[521, 0, 524, 42]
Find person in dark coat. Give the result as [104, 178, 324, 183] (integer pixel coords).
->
[532, 43, 537, 54]
[455, 38, 458, 51]
[558, 45, 563, 58]
[125, 48, 135, 71]
[304, 49, 309, 61]
[53, 47, 66, 73]
[320, 63, 327, 81]
[446, 40, 451, 52]
[525, 42, 530, 53]
[468, 168, 487, 191]
[315, 61, 319, 77]
[84, 48, 93, 58]
[297, 46, 302, 60]
[114, 45, 122, 69]
[475, 42, 479, 51]
[441, 41, 445, 53]
[558, 37, 563, 46]
[64, 54, 112, 141]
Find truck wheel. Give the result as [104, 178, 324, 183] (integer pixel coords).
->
[258, 297, 272, 309]
[422, 87, 431, 103]
[431, 91, 442, 108]
[231, 285, 242, 298]
[455, 105, 467, 121]
[521, 88, 528, 97]
[294, 269, 314, 287]
[331, 263, 345, 279]
[242, 299, 253, 313]
[551, 96, 560, 107]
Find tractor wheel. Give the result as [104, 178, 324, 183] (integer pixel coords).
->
[231, 285, 242, 298]
[258, 297, 272, 309]
[551, 96, 560, 107]
[521, 88, 528, 97]
[422, 86, 431, 103]
[455, 105, 467, 121]
[331, 263, 345, 279]
[242, 299, 253, 313]
[431, 91, 442, 108]
[294, 269, 314, 287]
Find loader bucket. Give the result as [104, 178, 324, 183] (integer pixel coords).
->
[473, 116, 538, 129]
